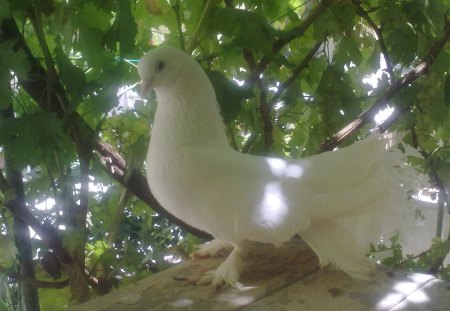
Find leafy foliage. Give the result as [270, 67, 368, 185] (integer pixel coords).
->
[370, 236, 450, 282]
[0, 0, 449, 309]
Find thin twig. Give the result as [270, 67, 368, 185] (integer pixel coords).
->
[107, 188, 131, 245]
[29, 7, 61, 113]
[226, 124, 239, 151]
[270, 39, 324, 106]
[241, 132, 258, 154]
[433, 171, 447, 239]
[173, 0, 186, 51]
[352, 0, 395, 80]
[245, 0, 335, 86]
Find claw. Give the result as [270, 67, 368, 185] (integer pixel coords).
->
[197, 246, 245, 289]
[190, 239, 234, 259]
[195, 270, 215, 286]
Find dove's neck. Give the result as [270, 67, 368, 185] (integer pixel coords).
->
[152, 78, 228, 149]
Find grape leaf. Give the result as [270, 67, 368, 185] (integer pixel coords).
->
[206, 70, 254, 123]
[0, 235, 17, 268]
[76, 2, 111, 33]
[0, 0, 10, 23]
[0, 112, 68, 169]
[54, 44, 87, 101]
[208, 7, 274, 54]
[117, 0, 137, 57]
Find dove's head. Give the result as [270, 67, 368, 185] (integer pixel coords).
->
[138, 46, 199, 97]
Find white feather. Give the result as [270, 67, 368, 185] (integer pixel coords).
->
[138, 46, 446, 286]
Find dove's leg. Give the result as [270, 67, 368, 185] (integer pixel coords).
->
[196, 241, 249, 289]
[191, 239, 234, 258]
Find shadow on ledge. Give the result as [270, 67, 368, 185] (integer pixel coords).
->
[71, 239, 449, 311]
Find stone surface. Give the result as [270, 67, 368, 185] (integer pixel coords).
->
[71, 239, 450, 311]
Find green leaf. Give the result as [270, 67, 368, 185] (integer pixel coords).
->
[125, 135, 148, 180]
[444, 75, 450, 107]
[0, 0, 10, 22]
[329, 3, 357, 33]
[117, 0, 137, 57]
[62, 228, 86, 255]
[0, 112, 69, 169]
[361, 44, 380, 74]
[282, 80, 301, 107]
[38, 287, 72, 311]
[334, 38, 363, 67]
[5, 0, 29, 12]
[386, 26, 417, 65]
[76, 2, 111, 33]
[54, 44, 87, 101]
[206, 70, 254, 123]
[0, 235, 17, 268]
[75, 25, 108, 67]
[0, 40, 31, 79]
[208, 8, 274, 54]
[424, 1, 446, 37]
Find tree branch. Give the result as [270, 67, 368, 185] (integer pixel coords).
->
[245, 0, 335, 86]
[270, 39, 324, 105]
[318, 21, 450, 153]
[94, 141, 211, 238]
[243, 49, 273, 153]
[226, 1, 333, 154]
[0, 170, 73, 264]
[241, 132, 258, 154]
[0, 102, 40, 309]
[0, 264, 69, 289]
[352, 0, 395, 80]
[0, 17, 211, 240]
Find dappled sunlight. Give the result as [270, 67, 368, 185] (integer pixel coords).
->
[376, 274, 433, 310]
[255, 182, 289, 227]
[169, 298, 195, 308]
[374, 106, 394, 125]
[251, 159, 305, 229]
[265, 158, 303, 178]
[218, 286, 259, 307]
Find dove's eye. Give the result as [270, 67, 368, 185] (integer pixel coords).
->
[156, 60, 165, 72]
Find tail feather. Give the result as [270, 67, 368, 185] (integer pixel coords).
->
[301, 198, 450, 280]
[300, 220, 375, 280]
[304, 133, 425, 222]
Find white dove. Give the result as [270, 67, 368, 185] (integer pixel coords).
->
[138, 46, 436, 288]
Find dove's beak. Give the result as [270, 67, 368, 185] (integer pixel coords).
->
[140, 79, 152, 98]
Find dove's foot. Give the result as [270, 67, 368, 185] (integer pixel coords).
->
[196, 246, 246, 290]
[191, 239, 234, 259]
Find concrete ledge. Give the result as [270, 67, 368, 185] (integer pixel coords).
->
[71, 240, 449, 310]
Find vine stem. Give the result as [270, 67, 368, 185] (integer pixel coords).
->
[186, 0, 218, 54]
[269, 39, 324, 106]
[352, 0, 395, 81]
[173, 0, 186, 51]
